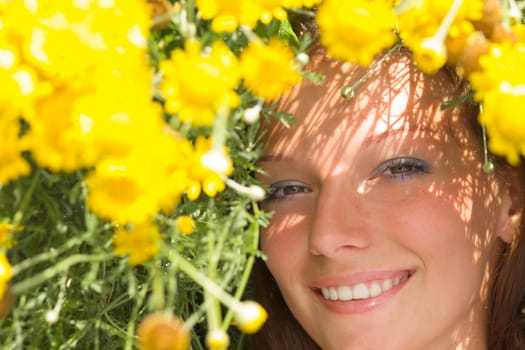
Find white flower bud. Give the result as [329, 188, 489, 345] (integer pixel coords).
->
[243, 104, 262, 124]
[248, 185, 266, 200]
[296, 52, 309, 66]
[45, 310, 59, 324]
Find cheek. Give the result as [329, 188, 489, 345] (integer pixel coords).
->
[261, 208, 311, 279]
[388, 180, 498, 269]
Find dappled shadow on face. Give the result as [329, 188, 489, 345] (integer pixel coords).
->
[258, 49, 508, 349]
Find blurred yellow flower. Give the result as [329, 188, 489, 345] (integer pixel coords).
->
[0, 118, 30, 185]
[196, 0, 260, 32]
[240, 38, 301, 100]
[161, 40, 240, 126]
[0, 223, 19, 249]
[186, 136, 232, 198]
[469, 42, 525, 165]
[86, 156, 162, 224]
[397, 0, 484, 72]
[478, 84, 525, 165]
[176, 216, 195, 235]
[316, 0, 397, 66]
[0, 254, 12, 300]
[469, 42, 525, 98]
[138, 312, 190, 350]
[113, 222, 161, 266]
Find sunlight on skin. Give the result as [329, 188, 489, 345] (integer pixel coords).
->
[257, 49, 512, 350]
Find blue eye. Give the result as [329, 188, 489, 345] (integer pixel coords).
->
[263, 180, 311, 203]
[371, 157, 430, 181]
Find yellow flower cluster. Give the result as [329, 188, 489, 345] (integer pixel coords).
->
[196, 0, 322, 33]
[397, 0, 484, 73]
[315, 0, 485, 73]
[160, 40, 240, 127]
[314, 0, 525, 164]
[161, 37, 302, 125]
[470, 42, 525, 165]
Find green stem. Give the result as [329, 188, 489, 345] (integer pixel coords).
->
[206, 225, 221, 331]
[221, 201, 261, 329]
[124, 282, 148, 350]
[12, 232, 91, 276]
[434, 0, 464, 41]
[168, 250, 242, 313]
[11, 254, 111, 295]
[211, 104, 229, 150]
[13, 169, 40, 227]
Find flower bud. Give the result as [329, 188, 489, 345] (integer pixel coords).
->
[248, 185, 266, 201]
[243, 104, 262, 124]
[234, 301, 268, 334]
[205, 329, 229, 350]
[45, 310, 59, 324]
[176, 215, 195, 235]
[137, 312, 190, 350]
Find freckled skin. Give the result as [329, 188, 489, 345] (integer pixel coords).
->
[257, 51, 512, 350]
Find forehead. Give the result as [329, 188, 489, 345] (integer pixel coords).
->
[262, 51, 472, 157]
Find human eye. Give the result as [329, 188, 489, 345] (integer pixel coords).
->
[263, 180, 312, 203]
[370, 156, 430, 181]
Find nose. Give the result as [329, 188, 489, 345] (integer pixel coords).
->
[308, 181, 372, 257]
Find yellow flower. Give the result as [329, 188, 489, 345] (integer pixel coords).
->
[176, 216, 195, 235]
[86, 156, 161, 224]
[316, 0, 397, 66]
[137, 312, 190, 350]
[113, 222, 161, 266]
[186, 136, 231, 198]
[205, 329, 229, 350]
[0, 118, 31, 185]
[397, 0, 484, 71]
[0, 254, 12, 300]
[196, 0, 260, 32]
[86, 126, 193, 223]
[469, 42, 525, 99]
[160, 40, 240, 126]
[468, 42, 525, 165]
[281, 0, 322, 7]
[240, 38, 301, 100]
[412, 36, 448, 74]
[234, 301, 268, 334]
[0, 223, 20, 249]
[478, 84, 525, 165]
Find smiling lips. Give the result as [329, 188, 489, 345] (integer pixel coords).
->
[318, 271, 412, 302]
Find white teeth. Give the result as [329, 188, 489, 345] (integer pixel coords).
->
[352, 283, 369, 299]
[338, 286, 352, 301]
[319, 275, 409, 301]
[382, 279, 393, 291]
[369, 282, 382, 297]
[329, 287, 338, 301]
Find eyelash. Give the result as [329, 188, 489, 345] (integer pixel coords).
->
[371, 156, 430, 181]
[263, 180, 311, 203]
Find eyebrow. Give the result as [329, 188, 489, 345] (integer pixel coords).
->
[360, 127, 436, 150]
[259, 127, 438, 162]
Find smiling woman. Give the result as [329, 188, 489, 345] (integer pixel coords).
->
[253, 26, 525, 350]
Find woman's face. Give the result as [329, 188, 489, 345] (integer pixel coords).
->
[258, 52, 512, 350]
